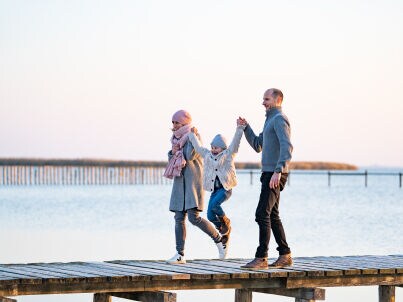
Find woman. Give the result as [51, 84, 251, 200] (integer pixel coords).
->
[164, 110, 227, 264]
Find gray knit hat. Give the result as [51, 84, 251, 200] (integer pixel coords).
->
[210, 134, 228, 149]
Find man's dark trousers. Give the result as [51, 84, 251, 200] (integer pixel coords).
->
[255, 172, 291, 258]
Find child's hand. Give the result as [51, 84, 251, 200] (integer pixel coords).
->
[237, 117, 248, 126]
[191, 127, 198, 135]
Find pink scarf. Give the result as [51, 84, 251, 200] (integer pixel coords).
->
[163, 124, 192, 179]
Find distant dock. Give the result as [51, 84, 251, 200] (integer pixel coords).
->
[0, 255, 402, 302]
[0, 159, 171, 186]
[0, 159, 401, 187]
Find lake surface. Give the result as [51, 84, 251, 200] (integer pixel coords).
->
[1, 170, 402, 302]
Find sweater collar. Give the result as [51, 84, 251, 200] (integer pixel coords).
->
[265, 106, 282, 119]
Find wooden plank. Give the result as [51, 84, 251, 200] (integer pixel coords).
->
[276, 262, 326, 277]
[30, 263, 109, 284]
[295, 257, 362, 275]
[291, 260, 344, 276]
[191, 260, 269, 279]
[108, 261, 190, 280]
[107, 261, 211, 280]
[171, 260, 249, 279]
[58, 263, 131, 277]
[286, 274, 403, 288]
[28, 263, 104, 278]
[0, 267, 44, 279]
[0, 271, 26, 280]
[378, 285, 395, 302]
[4, 265, 76, 279]
[0, 267, 43, 285]
[226, 259, 298, 277]
[0, 277, 285, 296]
[337, 256, 398, 273]
[334, 256, 398, 274]
[84, 262, 151, 281]
[234, 289, 252, 302]
[252, 287, 325, 300]
[294, 259, 362, 276]
[111, 291, 177, 302]
[0, 255, 401, 298]
[310, 255, 402, 271]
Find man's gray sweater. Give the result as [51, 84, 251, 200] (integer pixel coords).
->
[244, 107, 293, 173]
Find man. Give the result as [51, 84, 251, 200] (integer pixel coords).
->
[238, 88, 293, 269]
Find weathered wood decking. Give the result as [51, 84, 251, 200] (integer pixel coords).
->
[0, 255, 402, 302]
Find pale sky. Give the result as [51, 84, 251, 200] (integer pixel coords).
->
[1, 0, 402, 167]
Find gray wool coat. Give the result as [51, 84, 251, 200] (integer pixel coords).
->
[168, 139, 204, 212]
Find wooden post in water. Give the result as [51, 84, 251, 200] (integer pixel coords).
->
[399, 173, 402, 188]
[378, 285, 395, 302]
[235, 289, 252, 302]
[253, 288, 325, 301]
[93, 293, 111, 302]
[365, 170, 368, 187]
[111, 291, 177, 302]
[250, 170, 253, 185]
[328, 171, 331, 187]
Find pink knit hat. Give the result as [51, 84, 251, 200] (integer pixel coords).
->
[172, 110, 192, 125]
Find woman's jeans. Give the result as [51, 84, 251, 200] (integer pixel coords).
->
[174, 208, 221, 256]
[255, 172, 291, 258]
[207, 188, 232, 229]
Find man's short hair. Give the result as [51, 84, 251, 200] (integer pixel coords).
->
[270, 88, 283, 101]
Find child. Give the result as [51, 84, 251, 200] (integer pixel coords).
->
[164, 110, 227, 264]
[188, 122, 245, 246]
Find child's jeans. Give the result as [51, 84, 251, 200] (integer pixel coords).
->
[207, 188, 232, 229]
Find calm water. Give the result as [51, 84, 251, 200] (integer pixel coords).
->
[1, 170, 402, 302]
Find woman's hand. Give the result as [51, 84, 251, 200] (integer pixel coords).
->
[172, 144, 179, 154]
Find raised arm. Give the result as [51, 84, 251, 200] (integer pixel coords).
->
[188, 132, 209, 157]
[243, 123, 263, 153]
[227, 125, 246, 155]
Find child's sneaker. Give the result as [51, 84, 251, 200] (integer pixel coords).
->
[221, 233, 230, 245]
[166, 252, 186, 264]
[216, 241, 228, 259]
[218, 216, 231, 235]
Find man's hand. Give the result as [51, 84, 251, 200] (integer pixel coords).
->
[237, 117, 248, 126]
[269, 172, 281, 189]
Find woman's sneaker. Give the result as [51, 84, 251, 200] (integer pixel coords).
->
[216, 241, 228, 259]
[167, 253, 186, 264]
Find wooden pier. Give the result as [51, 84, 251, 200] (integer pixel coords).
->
[0, 255, 402, 302]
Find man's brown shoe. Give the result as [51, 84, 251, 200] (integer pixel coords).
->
[240, 257, 268, 270]
[269, 253, 293, 268]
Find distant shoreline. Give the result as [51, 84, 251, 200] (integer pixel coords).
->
[0, 158, 357, 170]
